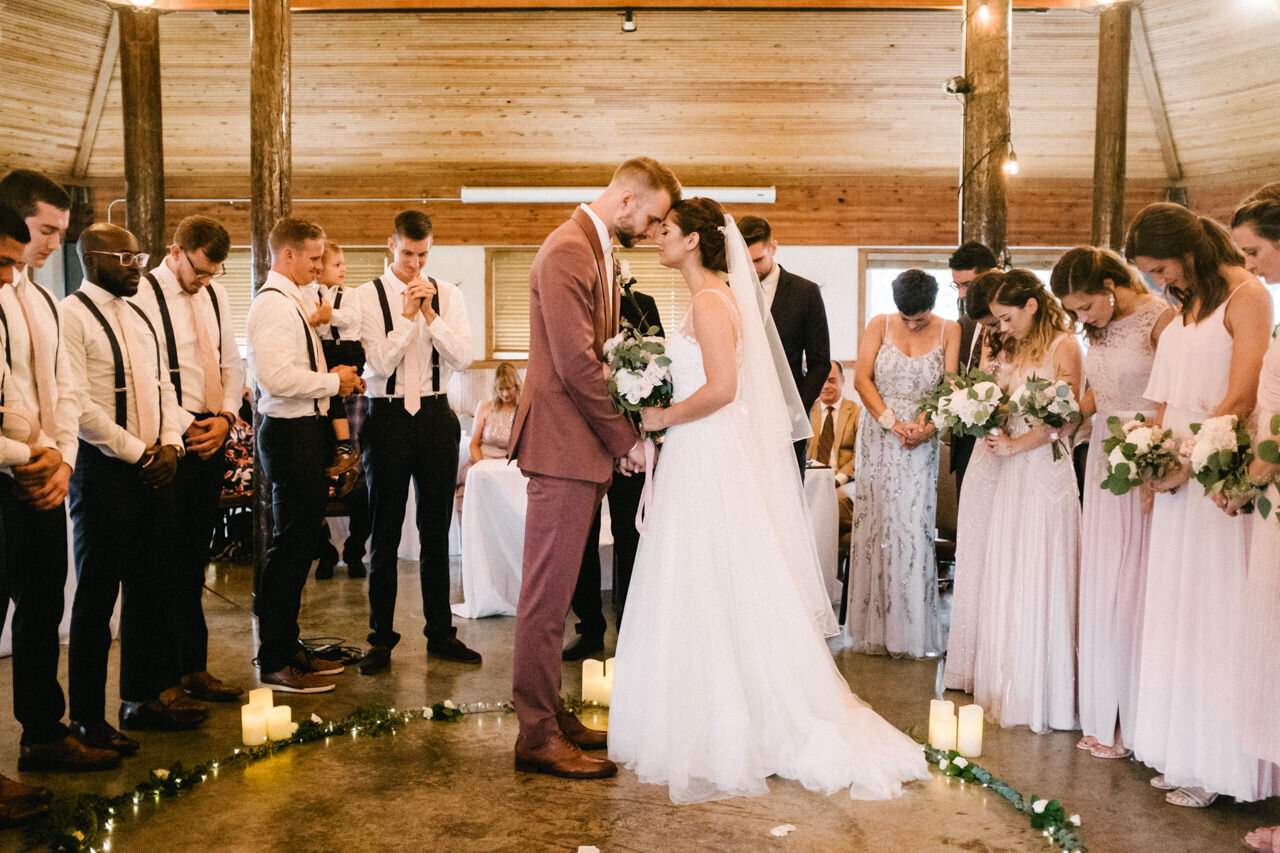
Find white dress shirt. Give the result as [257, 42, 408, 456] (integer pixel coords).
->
[759, 262, 782, 311]
[0, 360, 32, 467]
[0, 268, 81, 471]
[247, 270, 339, 418]
[356, 267, 472, 399]
[61, 280, 185, 464]
[300, 282, 362, 343]
[132, 259, 243, 421]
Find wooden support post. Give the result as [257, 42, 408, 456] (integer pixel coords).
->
[1091, 2, 1131, 249]
[116, 7, 165, 260]
[959, 0, 1011, 263]
[250, 0, 292, 583]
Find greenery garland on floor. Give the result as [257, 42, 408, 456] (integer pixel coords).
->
[18, 701, 1083, 853]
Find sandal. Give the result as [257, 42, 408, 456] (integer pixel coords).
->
[1244, 826, 1278, 852]
[1077, 735, 1099, 751]
[1089, 743, 1133, 760]
[1166, 786, 1218, 808]
[1150, 774, 1177, 791]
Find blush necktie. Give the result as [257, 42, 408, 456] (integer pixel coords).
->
[816, 405, 836, 465]
[186, 291, 224, 413]
[113, 301, 159, 446]
[13, 279, 55, 435]
[402, 292, 421, 416]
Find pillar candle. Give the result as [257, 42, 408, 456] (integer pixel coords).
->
[241, 703, 268, 746]
[598, 657, 615, 706]
[247, 687, 274, 709]
[928, 699, 957, 751]
[957, 704, 984, 757]
[267, 705, 293, 741]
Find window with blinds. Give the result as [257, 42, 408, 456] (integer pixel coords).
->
[486, 247, 691, 360]
[219, 247, 390, 348]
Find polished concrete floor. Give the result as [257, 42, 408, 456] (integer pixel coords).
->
[1, 556, 1277, 852]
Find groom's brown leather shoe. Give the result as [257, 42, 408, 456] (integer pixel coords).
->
[514, 732, 617, 779]
[556, 708, 607, 750]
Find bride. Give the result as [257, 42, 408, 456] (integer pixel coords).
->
[607, 198, 929, 804]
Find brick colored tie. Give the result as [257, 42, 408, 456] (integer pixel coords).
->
[113, 301, 159, 446]
[187, 291, 223, 413]
[816, 405, 836, 465]
[13, 279, 55, 435]
[402, 292, 421, 416]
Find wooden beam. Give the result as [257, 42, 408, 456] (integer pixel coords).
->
[1131, 2, 1182, 182]
[959, 0, 1010, 260]
[74, 15, 120, 180]
[1090, 1, 1130, 249]
[249, 0, 292, 584]
[116, 7, 166, 259]
[109, 0, 1103, 10]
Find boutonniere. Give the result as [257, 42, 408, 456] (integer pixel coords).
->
[616, 259, 635, 291]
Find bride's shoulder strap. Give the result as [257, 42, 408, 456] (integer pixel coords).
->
[693, 287, 738, 314]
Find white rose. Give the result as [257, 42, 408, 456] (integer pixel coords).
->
[603, 335, 622, 361]
[1128, 426, 1154, 454]
[443, 699, 457, 710]
[1032, 799, 1048, 814]
[1190, 438, 1216, 472]
[642, 358, 667, 387]
[618, 259, 632, 282]
[953, 756, 969, 768]
[1069, 814, 1081, 827]
[1123, 418, 1144, 432]
[1107, 445, 1129, 471]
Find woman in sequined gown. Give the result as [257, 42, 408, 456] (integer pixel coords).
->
[846, 271, 960, 658]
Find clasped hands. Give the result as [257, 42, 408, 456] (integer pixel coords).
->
[616, 438, 649, 476]
[401, 278, 439, 323]
[331, 364, 366, 397]
[893, 415, 935, 451]
[137, 443, 179, 488]
[12, 445, 70, 510]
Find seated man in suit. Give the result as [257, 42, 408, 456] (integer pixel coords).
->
[807, 360, 859, 540]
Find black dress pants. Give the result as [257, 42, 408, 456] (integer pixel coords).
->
[0, 478, 69, 744]
[67, 442, 177, 723]
[170, 436, 228, 676]
[362, 396, 459, 649]
[256, 415, 331, 674]
[571, 469, 645, 636]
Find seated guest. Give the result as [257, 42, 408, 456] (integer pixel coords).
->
[64, 223, 204, 750]
[469, 362, 521, 463]
[807, 359, 859, 539]
[132, 215, 245, 704]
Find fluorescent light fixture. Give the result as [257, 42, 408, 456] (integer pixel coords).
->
[460, 186, 776, 204]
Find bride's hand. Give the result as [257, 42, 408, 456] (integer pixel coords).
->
[984, 431, 1016, 457]
[640, 408, 665, 433]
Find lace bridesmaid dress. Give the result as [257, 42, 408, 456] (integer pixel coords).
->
[972, 335, 1080, 734]
[1077, 298, 1168, 747]
[479, 405, 515, 458]
[1132, 292, 1275, 801]
[846, 317, 945, 658]
[609, 296, 930, 805]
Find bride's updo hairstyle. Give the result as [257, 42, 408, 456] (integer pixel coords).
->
[669, 197, 728, 273]
[1123, 202, 1243, 322]
[991, 268, 1070, 368]
[1049, 246, 1147, 340]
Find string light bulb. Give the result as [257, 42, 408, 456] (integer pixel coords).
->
[129, 0, 157, 6]
[1004, 148, 1020, 176]
[976, 3, 992, 23]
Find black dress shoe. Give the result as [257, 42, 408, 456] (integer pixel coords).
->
[427, 636, 482, 664]
[73, 720, 140, 756]
[345, 557, 367, 578]
[358, 645, 391, 675]
[562, 634, 605, 661]
[315, 553, 336, 580]
[119, 699, 205, 731]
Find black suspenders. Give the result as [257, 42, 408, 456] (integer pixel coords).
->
[72, 291, 164, 431]
[260, 286, 321, 415]
[371, 276, 441, 398]
[330, 288, 344, 343]
[144, 271, 223, 410]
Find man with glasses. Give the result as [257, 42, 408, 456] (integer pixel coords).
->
[0, 172, 122, 778]
[63, 223, 203, 754]
[132, 215, 244, 704]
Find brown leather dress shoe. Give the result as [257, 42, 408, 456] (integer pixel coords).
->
[0, 789, 49, 828]
[0, 773, 52, 804]
[514, 732, 617, 779]
[73, 719, 140, 755]
[556, 708, 607, 750]
[119, 699, 205, 731]
[181, 671, 244, 702]
[358, 645, 391, 675]
[18, 734, 121, 772]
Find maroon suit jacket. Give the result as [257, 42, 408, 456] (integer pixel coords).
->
[508, 207, 637, 483]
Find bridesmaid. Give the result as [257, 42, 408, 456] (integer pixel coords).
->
[1125, 202, 1273, 808]
[971, 270, 1082, 734]
[847, 270, 960, 658]
[1050, 248, 1173, 759]
[942, 271, 1006, 692]
[1228, 186, 1280, 853]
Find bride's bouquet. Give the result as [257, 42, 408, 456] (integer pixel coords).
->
[1100, 413, 1184, 496]
[918, 367, 1009, 440]
[1256, 415, 1280, 522]
[604, 319, 673, 439]
[1009, 375, 1081, 461]
[1187, 414, 1256, 512]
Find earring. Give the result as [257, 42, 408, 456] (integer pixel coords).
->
[1108, 293, 1116, 306]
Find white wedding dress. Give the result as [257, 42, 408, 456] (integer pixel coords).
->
[608, 245, 929, 803]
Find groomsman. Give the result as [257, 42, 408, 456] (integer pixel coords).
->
[64, 223, 204, 752]
[247, 218, 361, 693]
[0, 173, 120, 774]
[947, 241, 997, 497]
[354, 211, 477, 675]
[132, 215, 244, 703]
[738, 216, 830, 477]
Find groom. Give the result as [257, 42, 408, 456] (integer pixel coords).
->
[508, 157, 680, 779]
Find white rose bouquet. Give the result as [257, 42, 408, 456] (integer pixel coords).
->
[605, 319, 673, 439]
[1099, 413, 1183, 496]
[1009, 375, 1081, 461]
[918, 367, 1009, 441]
[1256, 414, 1280, 522]
[1187, 414, 1256, 511]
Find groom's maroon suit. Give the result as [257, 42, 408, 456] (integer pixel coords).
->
[508, 207, 637, 745]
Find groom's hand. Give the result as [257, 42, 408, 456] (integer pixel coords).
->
[618, 439, 647, 475]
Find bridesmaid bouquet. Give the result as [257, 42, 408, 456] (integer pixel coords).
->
[918, 367, 1008, 440]
[604, 319, 673, 439]
[1100, 413, 1184, 496]
[1252, 414, 1280, 521]
[1009, 375, 1080, 461]
[1187, 414, 1256, 512]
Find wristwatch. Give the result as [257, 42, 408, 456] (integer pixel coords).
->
[877, 408, 897, 430]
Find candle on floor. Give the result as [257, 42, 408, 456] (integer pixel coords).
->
[247, 687, 274, 709]
[581, 657, 616, 705]
[957, 704, 984, 757]
[267, 705, 293, 741]
[241, 703, 268, 746]
[928, 699, 957, 751]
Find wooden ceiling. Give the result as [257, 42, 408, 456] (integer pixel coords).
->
[1, 0, 1277, 205]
